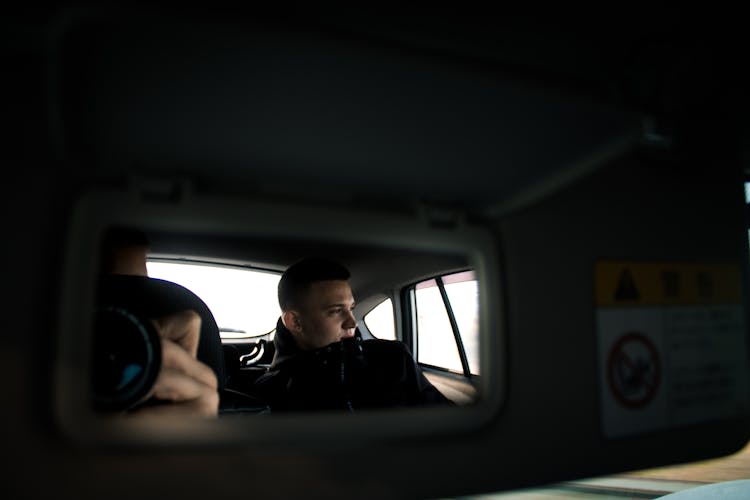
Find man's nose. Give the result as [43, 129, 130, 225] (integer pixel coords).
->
[344, 310, 357, 329]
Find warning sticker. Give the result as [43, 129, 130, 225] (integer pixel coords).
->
[596, 261, 749, 438]
[595, 261, 742, 306]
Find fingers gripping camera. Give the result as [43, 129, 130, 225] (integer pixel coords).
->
[92, 308, 218, 417]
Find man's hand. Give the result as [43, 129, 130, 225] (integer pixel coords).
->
[129, 310, 219, 418]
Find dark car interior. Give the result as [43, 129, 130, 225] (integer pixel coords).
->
[4, 4, 750, 499]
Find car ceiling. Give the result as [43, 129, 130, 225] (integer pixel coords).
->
[7, 5, 747, 212]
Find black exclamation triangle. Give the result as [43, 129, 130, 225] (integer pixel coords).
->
[615, 268, 640, 301]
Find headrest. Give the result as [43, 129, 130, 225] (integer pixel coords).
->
[97, 275, 226, 392]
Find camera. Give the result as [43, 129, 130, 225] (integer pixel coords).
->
[91, 307, 162, 412]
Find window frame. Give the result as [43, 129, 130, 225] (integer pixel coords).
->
[402, 269, 477, 379]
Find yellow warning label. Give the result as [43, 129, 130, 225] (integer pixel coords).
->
[595, 261, 743, 306]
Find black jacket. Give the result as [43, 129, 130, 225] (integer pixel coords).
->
[253, 318, 452, 412]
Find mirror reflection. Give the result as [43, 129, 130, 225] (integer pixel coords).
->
[92, 225, 480, 417]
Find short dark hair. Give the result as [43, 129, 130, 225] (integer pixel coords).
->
[278, 258, 351, 311]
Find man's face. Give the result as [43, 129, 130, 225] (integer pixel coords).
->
[291, 280, 357, 350]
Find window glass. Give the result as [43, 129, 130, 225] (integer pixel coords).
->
[444, 271, 480, 375]
[415, 279, 463, 372]
[146, 261, 281, 340]
[364, 298, 396, 340]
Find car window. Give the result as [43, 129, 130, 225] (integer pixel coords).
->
[146, 260, 281, 340]
[443, 271, 480, 374]
[412, 271, 479, 375]
[364, 298, 397, 340]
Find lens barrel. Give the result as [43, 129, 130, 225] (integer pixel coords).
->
[91, 307, 162, 412]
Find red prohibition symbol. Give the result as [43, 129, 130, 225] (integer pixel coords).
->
[607, 332, 661, 409]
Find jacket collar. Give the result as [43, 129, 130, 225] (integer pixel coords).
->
[270, 317, 363, 369]
[270, 317, 302, 368]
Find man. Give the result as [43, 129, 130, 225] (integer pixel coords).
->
[254, 257, 452, 412]
[96, 226, 219, 417]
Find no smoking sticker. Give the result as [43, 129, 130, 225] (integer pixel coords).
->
[607, 332, 660, 409]
[595, 260, 749, 438]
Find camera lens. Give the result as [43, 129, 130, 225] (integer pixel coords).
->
[91, 307, 162, 412]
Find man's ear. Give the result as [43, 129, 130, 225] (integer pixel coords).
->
[281, 310, 303, 335]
